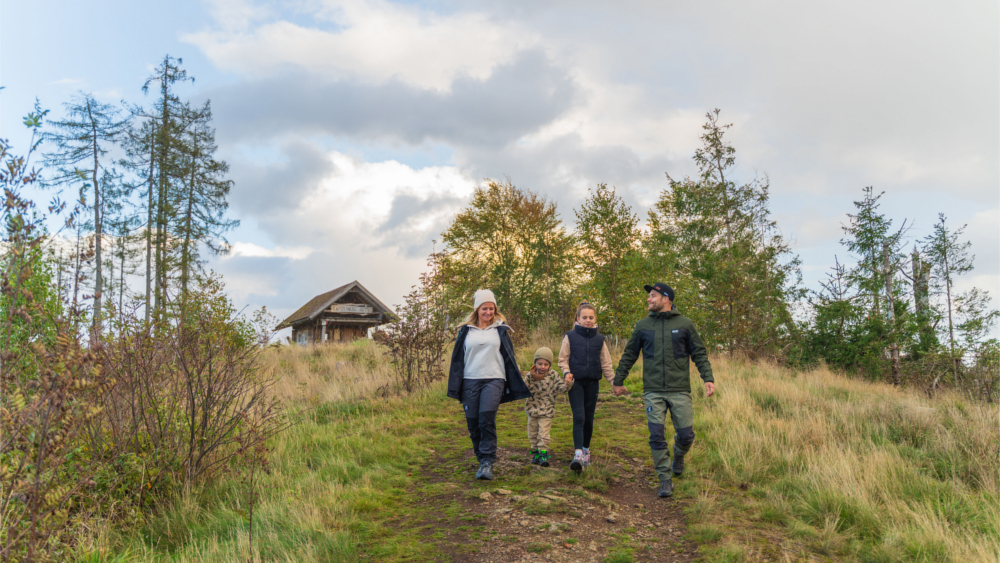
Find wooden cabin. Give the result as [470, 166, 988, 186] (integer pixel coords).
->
[276, 281, 393, 345]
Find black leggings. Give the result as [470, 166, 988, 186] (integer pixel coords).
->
[568, 379, 600, 449]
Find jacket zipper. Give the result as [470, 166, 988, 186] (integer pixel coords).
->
[661, 316, 667, 392]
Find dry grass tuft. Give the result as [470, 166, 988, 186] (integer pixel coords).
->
[263, 339, 395, 405]
[689, 356, 999, 562]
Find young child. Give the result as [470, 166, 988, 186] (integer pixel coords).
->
[523, 347, 573, 467]
[559, 302, 615, 472]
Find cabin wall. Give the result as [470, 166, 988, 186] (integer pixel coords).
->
[293, 322, 372, 345]
[285, 285, 389, 345]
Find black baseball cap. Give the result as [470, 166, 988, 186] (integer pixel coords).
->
[644, 283, 674, 301]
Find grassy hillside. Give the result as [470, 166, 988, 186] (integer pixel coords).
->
[89, 339, 997, 562]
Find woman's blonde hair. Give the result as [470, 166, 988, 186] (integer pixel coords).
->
[460, 302, 507, 327]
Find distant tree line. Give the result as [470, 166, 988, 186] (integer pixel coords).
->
[413, 110, 997, 400]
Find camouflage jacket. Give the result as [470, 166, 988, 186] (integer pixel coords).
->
[523, 369, 571, 417]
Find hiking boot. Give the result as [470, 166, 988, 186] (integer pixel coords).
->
[671, 450, 686, 477]
[582, 449, 591, 467]
[569, 451, 584, 473]
[530, 449, 540, 465]
[658, 477, 673, 498]
[538, 450, 551, 467]
[476, 460, 494, 481]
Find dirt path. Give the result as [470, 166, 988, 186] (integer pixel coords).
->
[410, 396, 701, 562]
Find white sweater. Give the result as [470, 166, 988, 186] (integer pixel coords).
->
[463, 322, 506, 380]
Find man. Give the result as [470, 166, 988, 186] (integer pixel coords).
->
[613, 282, 715, 498]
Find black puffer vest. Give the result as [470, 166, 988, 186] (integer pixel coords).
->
[566, 325, 605, 381]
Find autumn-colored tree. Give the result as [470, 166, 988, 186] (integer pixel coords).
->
[439, 179, 577, 333]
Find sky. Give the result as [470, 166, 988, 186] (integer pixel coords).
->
[1, 0, 997, 336]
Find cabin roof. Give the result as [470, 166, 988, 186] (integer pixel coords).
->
[276, 280, 394, 330]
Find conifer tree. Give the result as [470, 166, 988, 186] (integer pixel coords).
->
[922, 214, 976, 378]
[573, 183, 646, 339]
[652, 109, 801, 356]
[174, 107, 239, 316]
[141, 55, 195, 319]
[121, 116, 158, 322]
[42, 93, 129, 339]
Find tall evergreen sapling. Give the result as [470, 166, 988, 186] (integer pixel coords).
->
[652, 109, 802, 357]
[42, 92, 129, 340]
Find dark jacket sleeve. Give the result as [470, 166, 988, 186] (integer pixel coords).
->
[688, 322, 714, 383]
[613, 325, 642, 386]
[446, 327, 469, 401]
[498, 327, 532, 404]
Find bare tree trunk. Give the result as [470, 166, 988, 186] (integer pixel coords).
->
[145, 126, 155, 324]
[944, 254, 959, 380]
[179, 158, 196, 322]
[72, 227, 82, 334]
[883, 242, 900, 385]
[56, 248, 64, 302]
[89, 104, 103, 344]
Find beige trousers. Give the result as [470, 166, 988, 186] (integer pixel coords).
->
[527, 414, 553, 450]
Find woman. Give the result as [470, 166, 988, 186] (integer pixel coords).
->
[447, 289, 531, 480]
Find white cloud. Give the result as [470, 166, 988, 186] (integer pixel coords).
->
[188, 0, 997, 312]
[184, 0, 539, 91]
[210, 148, 478, 311]
[313, 152, 471, 221]
[227, 242, 313, 260]
[48, 78, 84, 87]
[204, 0, 275, 32]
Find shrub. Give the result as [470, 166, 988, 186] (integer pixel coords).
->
[380, 254, 449, 394]
[91, 274, 286, 502]
[1, 106, 111, 561]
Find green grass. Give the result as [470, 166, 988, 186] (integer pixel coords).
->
[83, 344, 997, 563]
[602, 550, 634, 563]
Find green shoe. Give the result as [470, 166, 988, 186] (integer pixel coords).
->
[530, 449, 540, 465]
[539, 450, 551, 467]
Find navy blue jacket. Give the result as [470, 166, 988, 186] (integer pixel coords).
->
[447, 324, 532, 404]
[565, 325, 606, 381]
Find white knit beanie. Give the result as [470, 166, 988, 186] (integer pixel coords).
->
[473, 289, 497, 310]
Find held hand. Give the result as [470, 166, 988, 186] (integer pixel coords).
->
[705, 382, 715, 397]
[565, 373, 574, 384]
[613, 385, 628, 397]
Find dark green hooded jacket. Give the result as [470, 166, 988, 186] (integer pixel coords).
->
[613, 308, 714, 393]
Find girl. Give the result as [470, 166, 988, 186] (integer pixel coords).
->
[447, 289, 531, 480]
[558, 302, 614, 472]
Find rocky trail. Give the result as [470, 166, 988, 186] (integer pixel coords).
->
[400, 396, 702, 562]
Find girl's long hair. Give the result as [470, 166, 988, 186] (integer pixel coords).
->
[459, 303, 508, 328]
